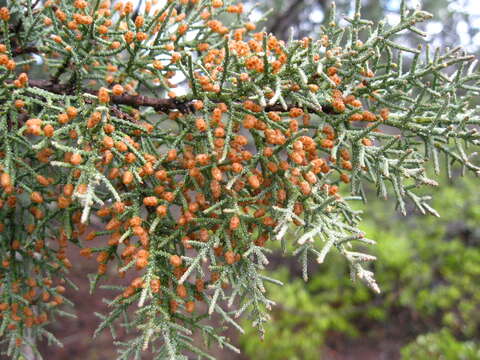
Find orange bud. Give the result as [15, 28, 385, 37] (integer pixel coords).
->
[169, 255, 182, 267]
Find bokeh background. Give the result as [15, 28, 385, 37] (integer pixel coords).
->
[35, 1, 480, 359]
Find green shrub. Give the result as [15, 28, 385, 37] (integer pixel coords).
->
[240, 269, 358, 360]
[401, 329, 480, 360]
[241, 176, 480, 358]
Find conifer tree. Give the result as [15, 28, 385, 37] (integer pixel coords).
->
[0, 0, 479, 358]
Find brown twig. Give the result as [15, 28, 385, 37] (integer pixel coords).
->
[110, 105, 137, 122]
[27, 80, 195, 113]
[26, 80, 335, 115]
[12, 46, 40, 56]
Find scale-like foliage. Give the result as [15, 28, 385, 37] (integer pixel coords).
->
[0, 0, 479, 358]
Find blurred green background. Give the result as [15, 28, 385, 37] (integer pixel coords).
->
[239, 174, 480, 359]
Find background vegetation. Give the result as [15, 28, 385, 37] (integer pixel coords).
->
[239, 173, 480, 359]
